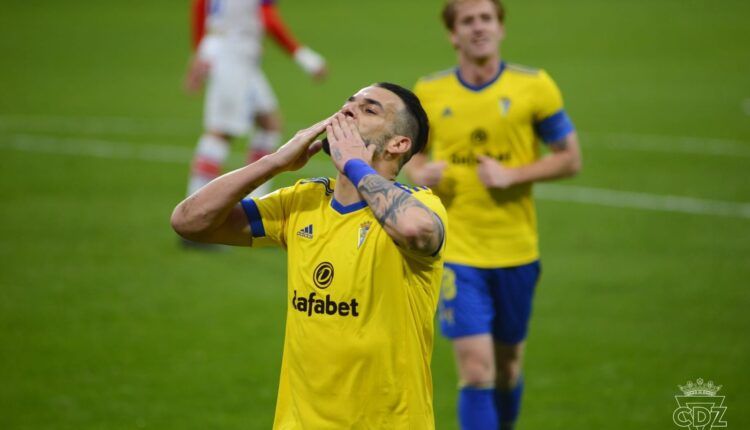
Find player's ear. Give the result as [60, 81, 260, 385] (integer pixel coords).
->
[498, 22, 506, 41]
[388, 136, 411, 159]
[449, 31, 459, 49]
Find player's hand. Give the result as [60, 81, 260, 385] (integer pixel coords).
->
[326, 113, 374, 173]
[294, 46, 327, 82]
[477, 155, 518, 189]
[184, 56, 211, 94]
[412, 161, 447, 187]
[269, 117, 331, 172]
[311, 65, 328, 83]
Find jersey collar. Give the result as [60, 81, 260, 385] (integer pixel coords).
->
[331, 198, 368, 215]
[455, 61, 506, 92]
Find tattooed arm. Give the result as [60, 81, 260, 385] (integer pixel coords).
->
[171, 118, 329, 245]
[326, 113, 444, 256]
[358, 174, 444, 255]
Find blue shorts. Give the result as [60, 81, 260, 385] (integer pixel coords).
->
[438, 261, 541, 344]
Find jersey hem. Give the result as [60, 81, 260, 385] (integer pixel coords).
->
[445, 254, 539, 269]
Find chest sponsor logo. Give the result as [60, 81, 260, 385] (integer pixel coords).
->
[291, 290, 360, 317]
[297, 224, 313, 239]
[450, 151, 510, 165]
[313, 261, 334, 289]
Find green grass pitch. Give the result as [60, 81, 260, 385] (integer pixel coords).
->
[1, 0, 749, 428]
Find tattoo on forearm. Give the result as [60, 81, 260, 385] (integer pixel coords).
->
[358, 175, 443, 253]
[332, 148, 342, 161]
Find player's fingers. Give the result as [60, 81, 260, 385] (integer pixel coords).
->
[328, 119, 342, 143]
[325, 124, 336, 143]
[335, 113, 352, 140]
[307, 140, 323, 157]
[345, 116, 362, 142]
[305, 116, 332, 137]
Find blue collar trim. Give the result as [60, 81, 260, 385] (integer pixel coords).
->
[331, 198, 368, 214]
[455, 61, 506, 92]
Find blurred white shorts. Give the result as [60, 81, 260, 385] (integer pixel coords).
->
[203, 54, 278, 136]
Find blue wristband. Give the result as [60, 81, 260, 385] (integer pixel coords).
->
[343, 159, 377, 187]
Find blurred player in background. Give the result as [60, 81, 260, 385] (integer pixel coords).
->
[184, 0, 327, 202]
[407, 0, 582, 428]
[171, 83, 446, 428]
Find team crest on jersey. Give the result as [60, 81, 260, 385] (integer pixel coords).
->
[499, 97, 512, 116]
[297, 224, 313, 239]
[358, 221, 371, 249]
[442, 106, 453, 117]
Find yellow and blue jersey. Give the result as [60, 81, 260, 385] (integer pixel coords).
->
[414, 62, 574, 268]
[241, 177, 447, 429]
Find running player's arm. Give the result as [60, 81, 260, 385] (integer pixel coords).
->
[171, 118, 328, 245]
[184, 0, 210, 93]
[260, 0, 327, 80]
[478, 131, 581, 188]
[477, 71, 582, 189]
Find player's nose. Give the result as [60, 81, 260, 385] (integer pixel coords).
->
[340, 105, 356, 119]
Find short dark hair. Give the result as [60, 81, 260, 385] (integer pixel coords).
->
[442, 0, 505, 31]
[374, 82, 429, 166]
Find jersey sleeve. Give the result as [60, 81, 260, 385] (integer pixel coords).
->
[191, 0, 208, 50]
[260, 1, 301, 54]
[532, 71, 575, 144]
[240, 185, 295, 248]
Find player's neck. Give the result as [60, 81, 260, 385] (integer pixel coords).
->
[457, 55, 502, 87]
[334, 162, 396, 205]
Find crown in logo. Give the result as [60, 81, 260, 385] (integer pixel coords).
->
[678, 378, 722, 396]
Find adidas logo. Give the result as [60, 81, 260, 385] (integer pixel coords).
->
[297, 224, 313, 239]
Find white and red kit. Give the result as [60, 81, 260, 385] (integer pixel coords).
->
[191, 0, 313, 135]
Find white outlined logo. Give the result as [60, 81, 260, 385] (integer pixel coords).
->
[673, 379, 727, 429]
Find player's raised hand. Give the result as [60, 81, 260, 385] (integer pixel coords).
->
[413, 161, 447, 187]
[326, 113, 375, 173]
[294, 46, 327, 82]
[270, 117, 331, 172]
[477, 155, 518, 189]
[184, 56, 211, 94]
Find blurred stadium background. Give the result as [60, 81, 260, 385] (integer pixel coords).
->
[1, 0, 748, 428]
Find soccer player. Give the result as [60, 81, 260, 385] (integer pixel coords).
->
[406, 1, 582, 429]
[184, 0, 327, 201]
[171, 83, 447, 428]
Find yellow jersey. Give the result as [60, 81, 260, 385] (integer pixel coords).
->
[241, 177, 447, 429]
[414, 62, 575, 268]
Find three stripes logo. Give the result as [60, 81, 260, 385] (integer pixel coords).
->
[297, 224, 313, 239]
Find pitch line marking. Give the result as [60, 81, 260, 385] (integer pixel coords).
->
[2, 134, 749, 220]
[0, 114, 748, 158]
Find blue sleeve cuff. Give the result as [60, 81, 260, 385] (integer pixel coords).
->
[534, 109, 575, 144]
[240, 199, 266, 238]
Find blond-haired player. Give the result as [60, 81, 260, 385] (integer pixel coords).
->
[407, 1, 582, 428]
